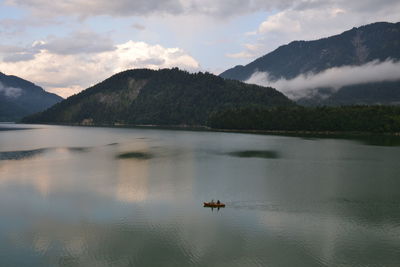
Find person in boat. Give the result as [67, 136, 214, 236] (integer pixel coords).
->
[211, 199, 215, 204]
[217, 200, 220, 204]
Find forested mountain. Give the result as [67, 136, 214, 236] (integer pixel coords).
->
[22, 68, 294, 125]
[0, 72, 63, 121]
[220, 22, 400, 105]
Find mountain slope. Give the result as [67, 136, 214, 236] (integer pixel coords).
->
[22, 68, 294, 125]
[220, 22, 400, 105]
[0, 72, 63, 121]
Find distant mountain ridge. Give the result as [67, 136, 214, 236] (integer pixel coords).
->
[220, 22, 400, 105]
[22, 68, 294, 125]
[0, 72, 63, 121]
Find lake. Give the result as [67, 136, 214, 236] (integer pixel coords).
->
[1, 123, 400, 266]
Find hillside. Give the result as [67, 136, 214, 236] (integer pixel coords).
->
[0, 72, 63, 121]
[22, 68, 294, 125]
[220, 22, 400, 105]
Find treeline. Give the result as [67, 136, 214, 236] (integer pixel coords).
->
[207, 106, 400, 133]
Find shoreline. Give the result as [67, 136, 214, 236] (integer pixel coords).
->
[15, 122, 400, 137]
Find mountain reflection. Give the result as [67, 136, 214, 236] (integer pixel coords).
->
[115, 157, 149, 203]
[0, 148, 47, 161]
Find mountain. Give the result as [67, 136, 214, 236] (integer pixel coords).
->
[220, 22, 400, 105]
[0, 72, 63, 121]
[22, 68, 294, 125]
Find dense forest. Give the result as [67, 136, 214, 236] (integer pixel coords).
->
[22, 68, 294, 125]
[207, 105, 400, 133]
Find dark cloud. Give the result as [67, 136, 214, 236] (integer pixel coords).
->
[6, 0, 183, 18]
[0, 31, 116, 62]
[35, 31, 116, 55]
[4, 0, 310, 18]
[6, 0, 399, 19]
[3, 53, 36, 62]
[0, 44, 38, 62]
[0, 45, 27, 53]
[132, 23, 146, 30]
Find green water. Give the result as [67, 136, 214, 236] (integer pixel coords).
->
[0, 123, 399, 266]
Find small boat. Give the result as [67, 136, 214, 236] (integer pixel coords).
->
[203, 202, 225, 208]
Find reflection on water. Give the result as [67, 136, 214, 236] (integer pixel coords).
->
[0, 124, 400, 266]
[115, 154, 149, 203]
[0, 146, 93, 161]
[226, 150, 280, 159]
[296, 133, 400, 147]
[0, 124, 36, 131]
[66, 147, 92, 153]
[0, 148, 48, 160]
[116, 151, 154, 160]
[359, 134, 400, 147]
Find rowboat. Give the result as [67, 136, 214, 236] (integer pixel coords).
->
[203, 202, 225, 208]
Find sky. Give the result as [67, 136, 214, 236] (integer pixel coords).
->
[0, 0, 399, 98]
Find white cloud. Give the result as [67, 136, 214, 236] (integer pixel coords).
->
[246, 59, 400, 100]
[0, 41, 200, 98]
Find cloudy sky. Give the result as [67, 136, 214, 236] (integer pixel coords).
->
[0, 0, 399, 97]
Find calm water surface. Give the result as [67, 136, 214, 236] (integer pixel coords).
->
[0, 123, 400, 266]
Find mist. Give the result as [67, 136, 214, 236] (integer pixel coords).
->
[0, 82, 23, 98]
[246, 59, 400, 100]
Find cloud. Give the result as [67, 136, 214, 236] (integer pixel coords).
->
[0, 40, 200, 98]
[4, 0, 300, 19]
[0, 45, 27, 54]
[3, 53, 36, 62]
[230, 1, 400, 59]
[5, 0, 183, 18]
[13, 0, 398, 20]
[132, 23, 146, 31]
[226, 43, 264, 59]
[0, 30, 116, 63]
[246, 59, 400, 99]
[0, 16, 63, 38]
[0, 44, 39, 62]
[35, 31, 116, 55]
[0, 82, 23, 98]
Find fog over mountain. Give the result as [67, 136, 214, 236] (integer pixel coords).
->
[0, 82, 23, 98]
[247, 59, 400, 100]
